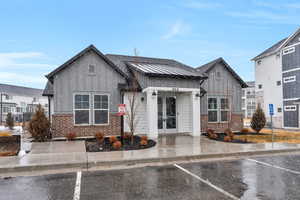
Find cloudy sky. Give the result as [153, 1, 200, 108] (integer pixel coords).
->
[0, 0, 299, 88]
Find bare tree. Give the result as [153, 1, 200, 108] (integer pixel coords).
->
[124, 77, 140, 143]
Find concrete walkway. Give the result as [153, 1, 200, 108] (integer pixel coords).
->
[2, 135, 300, 176]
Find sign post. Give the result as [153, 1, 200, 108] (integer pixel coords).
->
[269, 104, 274, 146]
[118, 104, 126, 144]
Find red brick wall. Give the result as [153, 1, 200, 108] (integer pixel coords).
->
[51, 113, 121, 138]
[201, 114, 243, 133]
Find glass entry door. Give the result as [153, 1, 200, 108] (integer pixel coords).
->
[158, 95, 177, 133]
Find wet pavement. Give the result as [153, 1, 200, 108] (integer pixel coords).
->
[1, 153, 300, 200]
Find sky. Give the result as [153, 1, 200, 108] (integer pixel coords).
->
[0, 0, 299, 89]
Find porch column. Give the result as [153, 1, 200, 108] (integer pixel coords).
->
[146, 89, 158, 139]
[190, 91, 201, 137]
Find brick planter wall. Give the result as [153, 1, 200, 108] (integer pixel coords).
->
[201, 114, 243, 133]
[51, 113, 121, 138]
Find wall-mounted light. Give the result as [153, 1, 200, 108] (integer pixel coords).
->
[195, 93, 200, 98]
[141, 97, 145, 102]
[152, 91, 157, 96]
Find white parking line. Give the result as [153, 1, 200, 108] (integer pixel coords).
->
[73, 171, 82, 200]
[247, 158, 300, 175]
[174, 164, 240, 200]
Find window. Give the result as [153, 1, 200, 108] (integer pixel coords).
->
[257, 60, 261, 65]
[88, 65, 95, 73]
[283, 76, 296, 83]
[284, 105, 296, 111]
[208, 98, 218, 122]
[94, 94, 109, 125]
[74, 94, 90, 125]
[276, 81, 281, 86]
[283, 47, 295, 55]
[277, 107, 282, 113]
[258, 84, 262, 89]
[208, 97, 230, 122]
[220, 98, 229, 122]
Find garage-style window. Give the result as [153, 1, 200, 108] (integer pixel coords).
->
[94, 94, 109, 125]
[74, 94, 90, 125]
[208, 98, 218, 122]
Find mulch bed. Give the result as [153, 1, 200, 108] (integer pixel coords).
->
[0, 135, 20, 156]
[203, 132, 252, 144]
[86, 136, 156, 152]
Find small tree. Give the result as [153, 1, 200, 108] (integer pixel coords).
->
[251, 104, 266, 134]
[28, 104, 51, 142]
[5, 112, 14, 130]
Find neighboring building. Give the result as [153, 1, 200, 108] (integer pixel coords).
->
[242, 81, 256, 119]
[0, 83, 48, 123]
[252, 27, 300, 128]
[43, 45, 246, 138]
[196, 58, 247, 132]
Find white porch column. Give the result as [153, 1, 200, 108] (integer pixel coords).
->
[190, 91, 201, 137]
[146, 89, 158, 139]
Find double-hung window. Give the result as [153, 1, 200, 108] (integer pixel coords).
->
[208, 97, 230, 122]
[208, 98, 218, 122]
[94, 94, 109, 125]
[74, 94, 90, 125]
[74, 93, 109, 125]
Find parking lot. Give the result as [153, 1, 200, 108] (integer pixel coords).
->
[2, 153, 300, 200]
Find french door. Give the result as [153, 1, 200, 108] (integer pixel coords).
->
[158, 95, 177, 133]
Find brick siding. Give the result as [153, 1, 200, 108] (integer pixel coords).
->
[51, 113, 121, 138]
[201, 114, 243, 133]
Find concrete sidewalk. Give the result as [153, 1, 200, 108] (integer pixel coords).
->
[2, 135, 300, 176]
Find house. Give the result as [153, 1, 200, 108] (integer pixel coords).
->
[242, 81, 256, 119]
[252, 27, 300, 128]
[43, 45, 246, 138]
[0, 83, 48, 123]
[196, 57, 247, 132]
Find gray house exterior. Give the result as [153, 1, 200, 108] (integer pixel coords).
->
[196, 58, 247, 132]
[44, 45, 206, 138]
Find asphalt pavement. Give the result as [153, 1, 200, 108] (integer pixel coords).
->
[1, 153, 300, 200]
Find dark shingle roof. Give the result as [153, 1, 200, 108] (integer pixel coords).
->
[42, 81, 54, 96]
[106, 54, 205, 79]
[252, 38, 287, 61]
[196, 57, 248, 88]
[0, 83, 44, 97]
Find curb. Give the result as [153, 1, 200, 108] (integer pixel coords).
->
[1, 148, 300, 175]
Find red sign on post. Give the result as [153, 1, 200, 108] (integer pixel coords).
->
[117, 104, 126, 116]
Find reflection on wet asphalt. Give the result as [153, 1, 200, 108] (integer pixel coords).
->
[180, 156, 300, 200]
[0, 173, 76, 200]
[80, 166, 230, 200]
[1, 154, 300, 200]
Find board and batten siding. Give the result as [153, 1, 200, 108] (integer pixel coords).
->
[177, 93, 192, 133]
[53, 50, 126, 114]
[200, 63, 242, 114]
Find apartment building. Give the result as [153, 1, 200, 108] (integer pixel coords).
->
[0, 83, 48, 123]
[242, 81, 256, 119]
[252, 27, 300, 128]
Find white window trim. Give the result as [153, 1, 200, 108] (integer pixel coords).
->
[283, 76, 296, 83]
[220, 98, 230, 122]
[93, 93, 110, 126]
[284, 105, 296, 111]
[207, 97, 218, 123]
[207, 96, 231, 123]
[73, 93, 91, 126]
[282, 47, 295, 55]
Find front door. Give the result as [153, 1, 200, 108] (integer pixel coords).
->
[158, 95, 177, 133]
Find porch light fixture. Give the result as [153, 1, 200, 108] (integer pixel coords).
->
[195, 93, 200, 98]
[152, 91, 157, 96]
[141, 97, 145, 102]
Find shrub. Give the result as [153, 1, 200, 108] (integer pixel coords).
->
[224, 136, 232, 142]
[124, 132, 132, 140]
[5, 113, 14, 130]
[251, 104, 266, 134]
[95, 132, 104, 143]
[140, 139, 148, 146]
[141, 136, 148, 141]
[28, 104, 51, 142]
[241, 128, 249, 134]
[65, 132, 76, 140]
[224, 128, 234, 140]
[112, 141, 122, 150]
[207, 129, 217, 139]
[0, 132, 12, 137]
[109, 136, 118, 144]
